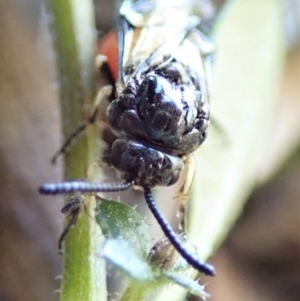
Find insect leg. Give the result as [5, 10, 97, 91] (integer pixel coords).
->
[95, 54, 116, 87]
[177, 154, 196, 231]
[51, 84, 113, 164]
[58, 196, 82, 251]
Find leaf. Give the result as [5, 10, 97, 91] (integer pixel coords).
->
[95, 198, 151, 257]
[95, 199, 209, 300]
[164, 274, 209, 300]
[151, 0, 285, 300]
[99, 238, 154, 281]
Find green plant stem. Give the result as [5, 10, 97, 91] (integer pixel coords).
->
[49, 1, 106, 300]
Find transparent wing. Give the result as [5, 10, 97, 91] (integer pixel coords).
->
[118, 0, 208, 87]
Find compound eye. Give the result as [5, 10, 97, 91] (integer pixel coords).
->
[151, 108, 171, 133]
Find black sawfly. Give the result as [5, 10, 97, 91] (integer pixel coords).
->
[40, 0, 215, 276]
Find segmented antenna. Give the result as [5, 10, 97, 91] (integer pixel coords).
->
[143, 186, 215, 276]
[39, 181, 133, 195]
[40, 180, 215, 275]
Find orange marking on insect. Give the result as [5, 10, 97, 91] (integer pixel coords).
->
[98, 30, 118, 81]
